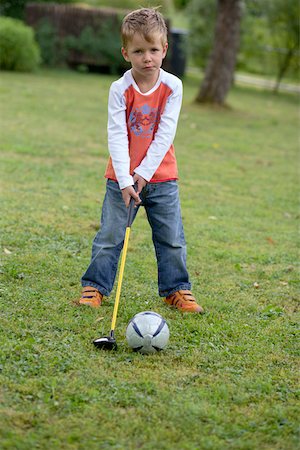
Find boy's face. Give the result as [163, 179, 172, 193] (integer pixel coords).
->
[122, 32, 168, 83]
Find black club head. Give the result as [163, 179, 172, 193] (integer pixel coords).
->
[93, 336, 117, 350]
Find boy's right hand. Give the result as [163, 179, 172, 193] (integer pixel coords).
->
[121, 185, 141, 208]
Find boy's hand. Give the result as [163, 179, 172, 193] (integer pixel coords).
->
[133, 174, 147, 195]
[121, 185, 141, 208]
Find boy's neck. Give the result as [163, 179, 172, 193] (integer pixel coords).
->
[131, 69, 160, 93]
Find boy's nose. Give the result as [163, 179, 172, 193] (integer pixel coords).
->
[143, 52, 152, 62]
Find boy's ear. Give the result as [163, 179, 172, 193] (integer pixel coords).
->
[162, 42, 168, 59]
[121, 47, 130, 62]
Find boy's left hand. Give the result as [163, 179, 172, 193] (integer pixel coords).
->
[133, 174, 147, 195]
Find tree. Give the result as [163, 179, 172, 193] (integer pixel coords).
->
[264, 0, 299, 92]
[196, 0, 243, 105]
[241, 0, 299, 91]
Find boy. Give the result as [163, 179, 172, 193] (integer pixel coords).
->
[79, 8, 204, 313]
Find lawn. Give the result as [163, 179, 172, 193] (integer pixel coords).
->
[0, 68, 299, 450]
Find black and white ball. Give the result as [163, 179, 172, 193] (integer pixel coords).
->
[126, 311, 169, 354]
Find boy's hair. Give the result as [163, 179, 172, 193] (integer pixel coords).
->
[121, 8, 168, 49]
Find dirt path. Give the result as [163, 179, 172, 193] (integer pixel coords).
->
[188, 67, 300, 94]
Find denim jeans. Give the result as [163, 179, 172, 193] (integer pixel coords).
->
[81, 179, 191, 297]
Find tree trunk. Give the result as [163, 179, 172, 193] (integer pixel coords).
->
[273, 47, 294, 93]
[196, 0, 243, 105]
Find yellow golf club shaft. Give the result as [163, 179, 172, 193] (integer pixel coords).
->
[110, 225, 131, 332]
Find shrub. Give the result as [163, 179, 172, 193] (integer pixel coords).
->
[35, 18, 65, 66]
[65, 20, 129, 74]
[26, 4, 132, 73]
[0, 0, 78, 20]
[0, 17, 40, 71]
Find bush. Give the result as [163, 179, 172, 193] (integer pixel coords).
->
[35, 18, 65, 66]
[64, 20, 130, 74]
[26, 4, 132, 72]
[0, 0, 78, 20]
[0, 17, 40, 71]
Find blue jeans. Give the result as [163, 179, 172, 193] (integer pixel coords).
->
[81, 179, 191, 297]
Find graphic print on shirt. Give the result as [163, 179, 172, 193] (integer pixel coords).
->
[129, 104, 161, 138]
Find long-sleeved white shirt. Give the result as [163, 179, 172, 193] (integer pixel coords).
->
[105, 68, 183, 189]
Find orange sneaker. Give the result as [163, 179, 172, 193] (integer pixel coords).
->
[79, 287, 103, 308]
[164, 290, 204, 313]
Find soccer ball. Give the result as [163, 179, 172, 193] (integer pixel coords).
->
[126, 311, 169, 354]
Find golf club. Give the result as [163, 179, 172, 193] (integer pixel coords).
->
[93, 192, 137, 350]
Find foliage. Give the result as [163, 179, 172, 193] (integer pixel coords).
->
[187, 0, 299, 82]
[238, 9, 271, 73]
[0, 16, 40, 71]
[33, 15, 130, 72]
[186, 0, 217, 67]
[240, 0, 299, 84]
[262, 0, 299, 89]
[0, 0, 78, 19]
[35, 18, 65, 66]
[85, 0, 173, 14]
[0, 0, 178, 20]
[0, 68, 299, 449]
[64, 20, 129, 74]
[173, 0, 190, 9]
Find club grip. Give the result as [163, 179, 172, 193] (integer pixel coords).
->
[126, 184, 138, 228]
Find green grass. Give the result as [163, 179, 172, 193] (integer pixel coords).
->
[0, 68, 299, 450]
